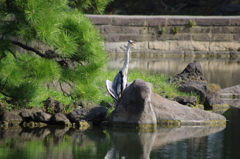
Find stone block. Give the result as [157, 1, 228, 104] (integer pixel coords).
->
[209, 42, 240, 51]
[191, 42, 209, 51]
[195, 18, 230, 26]
[190, 27, 211, 33]
[134, 42, 148, 50]
[212, 34, 233, 41]
[172, 34, 191, 40]
[112, 17, 146, 26]
[119, 34, 155, 42]
[192, 34, 211, 41]
[148, 27, 160, 34]
[231, 19, 240, 26]
[86, 15, 111, 25]
[177, 27, 191, 33]
[170, 41, 193, 51]
[233, 34, 240, 42]
[101, 26, 147, 34]
[168, 18, 192, 26]
[146, 17, 166, 26]
[158, 34, 191, 41]
[104, 42, 126, 53]
[100, 25, 122, 34]
[148, 41, 170, 51]
[102, 34, 120, 42]
[157, 34, 173, 41]
[211, 27, 236, 34]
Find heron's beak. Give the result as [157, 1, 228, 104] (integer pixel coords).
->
[130, 42, 136, 46]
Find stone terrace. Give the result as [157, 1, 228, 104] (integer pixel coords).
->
[86, 15, 240, 57]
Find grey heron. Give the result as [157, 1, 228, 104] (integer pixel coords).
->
[105, 40, 136, 103]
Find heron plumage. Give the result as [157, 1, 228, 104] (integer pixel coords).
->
[105, 40, 136, 103]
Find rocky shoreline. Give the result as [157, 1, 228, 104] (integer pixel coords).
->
[1, 61, 236, 130]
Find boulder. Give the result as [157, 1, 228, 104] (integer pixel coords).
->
[173, 96, 197, 106]
[32, 112, 52, 123]
[151, 93, 226, 126]
[0, 112, 23, 126]
[109, 79, 157, 128]
[168, 61, 206, 84]
[0, 102, 7, 113]
[221, 85, 240, 98]
[109, 79, 226, 128]
[169, 61, 229, 112]
[178, 80, 206, 101]
[51, 113, 72, 126]
[67, 105, 107, 125]
[44, 97, 64, 114]
[19, 109, 34, 121]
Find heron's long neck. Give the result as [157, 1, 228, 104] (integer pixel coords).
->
[122, 46, 130, 72]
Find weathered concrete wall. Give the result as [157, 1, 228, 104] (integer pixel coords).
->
[86, 15, 240, 56]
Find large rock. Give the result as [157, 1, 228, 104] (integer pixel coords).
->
[109, 79, 226, 128]
[44, 97, 64, 114]
[0, 112, 23, 126]
[51, 113, 72, 126]
[67, 105, 107, 125]
[221, 85, 240, 98]
[168, 61, 206, 84]
[221, 85, 240, 109]
[151, 93, 225, 126]
[169, 61, 229, 112]
[173, 96, 197, 106]
[109, 79, 157, 128]
[32, 112, 52, 122]
[19, 109, 34, 121]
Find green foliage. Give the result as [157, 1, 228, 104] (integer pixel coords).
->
[188, 19, 196, 27]
[158, 26, 166, 35]
[0, 0, 108, 108]
[101, 69, 190, 101]
[172, 26, 179, 34]
[127, 70, 186, 98]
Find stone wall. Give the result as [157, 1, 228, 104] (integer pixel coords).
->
[86, 15, 240, 57]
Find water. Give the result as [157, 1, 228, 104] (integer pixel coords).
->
[0, 112, 240, 159]
[1, 57, 240, 159]
[109, 56, 240, 88]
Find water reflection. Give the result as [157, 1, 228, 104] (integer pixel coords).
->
[109, 56, 240, 88]
[0, 125, 225, 159]
[105, 126, 224, 159]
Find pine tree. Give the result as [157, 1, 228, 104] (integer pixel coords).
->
[0, 0, 109, 108]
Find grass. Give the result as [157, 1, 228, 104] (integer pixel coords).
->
[127, 70, 188, 99]
[0, 67, 195, 113]
[97, 68, 191, 105]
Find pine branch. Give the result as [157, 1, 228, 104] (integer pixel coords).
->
[11, 40, 47, 58]
[0, 90, 12, 98]
[10, 40, 73, 68]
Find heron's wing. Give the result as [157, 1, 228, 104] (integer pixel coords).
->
[105, 80, 118, 101]
[113, 71, 124, 96]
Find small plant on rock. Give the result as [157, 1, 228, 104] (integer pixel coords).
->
[172, 26, 179, 34]
[158, 26, 166, 35]
[188, 19, 196, 27]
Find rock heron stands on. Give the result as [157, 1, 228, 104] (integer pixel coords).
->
[106, 40, 136, 103]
